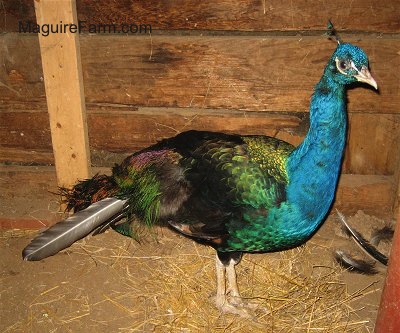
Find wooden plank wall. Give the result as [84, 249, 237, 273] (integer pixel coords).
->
[1, 1, 399, 212]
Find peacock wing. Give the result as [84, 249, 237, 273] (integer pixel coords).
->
[191, 135, 294, 209]
[168, 134, 295, 244]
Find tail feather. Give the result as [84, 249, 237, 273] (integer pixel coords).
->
[22, 198, 127, 261]
[336, 210, 388, 266]
[334, 250, 378, 275]
[91, 208, 129, 236]
[371, 225, 394, 247]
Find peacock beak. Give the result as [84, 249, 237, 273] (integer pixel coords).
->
[354, 66, 378, 90]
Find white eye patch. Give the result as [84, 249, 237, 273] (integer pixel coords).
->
[335, 57, 359, 75]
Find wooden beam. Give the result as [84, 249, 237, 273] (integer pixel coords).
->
[1, 35, 399, 115]
[394, 138, 400, 216]
[4, 0, 400, 33]
[344, 114, 400, 175]
[2, 110, 399, 176]
[335, 174, 395, 215]
[374, 212, 400, 333]
[34, 0, 90, 187]
[0, 147, 55, 165]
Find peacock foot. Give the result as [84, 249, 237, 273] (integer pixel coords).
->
[229, 295, 263, 310]
[216, 296, 268, 316]
[216, 296, 253, 318]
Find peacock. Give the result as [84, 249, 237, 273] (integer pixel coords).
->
[22, 34, 377, 316]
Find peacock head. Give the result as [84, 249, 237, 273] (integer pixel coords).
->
[330, 43, 378, 89]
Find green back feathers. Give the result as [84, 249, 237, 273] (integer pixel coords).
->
[243, 137, 294, 184]
[230, 137, 293, 209]
[192, 136, 294, 210]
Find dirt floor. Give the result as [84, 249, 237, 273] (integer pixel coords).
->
[0, 168, 393, 332]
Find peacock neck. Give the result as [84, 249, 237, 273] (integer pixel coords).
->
[286, 75, 347, 225]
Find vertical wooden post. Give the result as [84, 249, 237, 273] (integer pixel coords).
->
[374, 142, 400, 332]
[34, 0, 90, 188]
[394, 144, 400, 216]
[374, 212, 400, 332]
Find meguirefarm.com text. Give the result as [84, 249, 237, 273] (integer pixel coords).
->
[19, 21, 152, 36]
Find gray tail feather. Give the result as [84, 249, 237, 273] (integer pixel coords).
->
[336, 210, 388, 266]
[334, 250, 378, 275]
[371, 225, 394, 247]
[91, 208, 129, 236]
[22, 198, 128, 261]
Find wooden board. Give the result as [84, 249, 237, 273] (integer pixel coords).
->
[79, 36, 393, 113]
[0, 108, 304, 152]
[3, 0, 400, 33]
[335, 174, 395, 215]
[34, 0, 90, 187]
[0, 147, 55, 165]
[1, 31, 398, 179]
[0, 110, 52, 151]
[344, 114, 400, 175]
[1, 35, 398, 114]
[1, 110, 399, 176]
[394, 144, 400, 215]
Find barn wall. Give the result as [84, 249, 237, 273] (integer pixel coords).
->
[0, 1, 399, 215]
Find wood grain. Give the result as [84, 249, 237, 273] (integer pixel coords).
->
[69, 36, 400, 114]
[0, 108, 303, 152]
[335, 174, 395, 215]
[393, 139, 400, 215]
[344, 114, 400, 175]
[1, 35, 398, 114]
[1, 109, 398, 176]
[34, 0, 91, 187]
[3, 0, 400, 33]
[0, 147, 55, 165]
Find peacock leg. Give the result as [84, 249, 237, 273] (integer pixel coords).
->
[215, 252, 252, 317]
[215, 254, 228, 309]
[225, 256, 243, 305]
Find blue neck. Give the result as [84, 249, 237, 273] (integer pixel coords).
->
[286, 75, 347, 225]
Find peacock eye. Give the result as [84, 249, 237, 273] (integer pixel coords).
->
[339, 60, 348, 70]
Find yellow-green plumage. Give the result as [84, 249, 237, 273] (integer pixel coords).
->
[243, 137, 294, 184]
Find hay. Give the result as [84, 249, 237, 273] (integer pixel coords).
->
[2, 217, 381, 332]
[67, 230, 378, 332]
